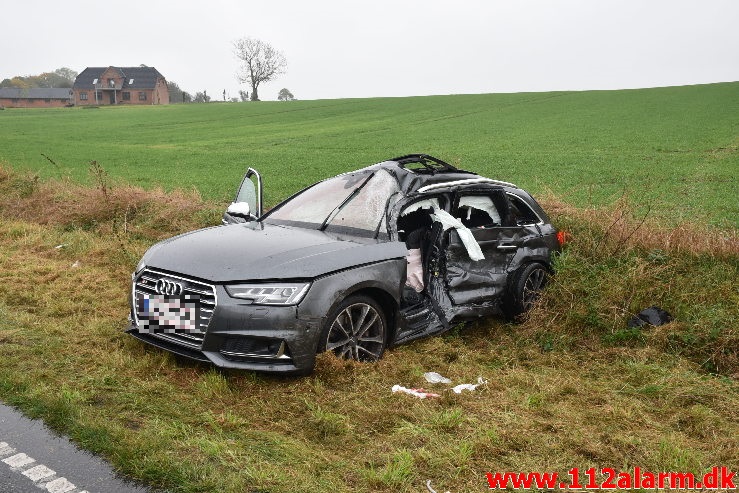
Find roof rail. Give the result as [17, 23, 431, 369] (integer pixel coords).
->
[417, 177, 518, 193]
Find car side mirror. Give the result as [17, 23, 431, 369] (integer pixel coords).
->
[224, 202, 255, 224]
[226, 201, 252, 220]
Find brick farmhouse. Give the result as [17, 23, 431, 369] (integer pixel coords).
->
[72, 66, 169, 106]
[0, 87, 73, 108]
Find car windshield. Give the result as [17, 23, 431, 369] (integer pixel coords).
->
[264, 170, 400, 238]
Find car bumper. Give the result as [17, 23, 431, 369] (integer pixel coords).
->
[128, 259, 404, 374]
[128, 283, 322, 374]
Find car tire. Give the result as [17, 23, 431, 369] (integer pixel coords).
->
[319, 295, 387, 362]
[503, 262, 549, 320]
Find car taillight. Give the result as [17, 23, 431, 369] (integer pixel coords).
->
[556, 230, 568, 246]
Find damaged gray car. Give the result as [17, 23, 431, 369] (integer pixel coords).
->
[128, 154, 562, 374]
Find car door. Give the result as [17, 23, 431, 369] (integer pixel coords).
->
[444, 189, 536, 306]
[222, 168, 263, 224]
[392, 194, 454, 343]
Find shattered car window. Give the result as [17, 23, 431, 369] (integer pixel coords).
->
[507, 194, 541, 225]
[265, 172, 370, 227]
[265, 170, 399, 237]
[325, 170, 400, 237]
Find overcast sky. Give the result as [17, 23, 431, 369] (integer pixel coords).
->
[2, 0, 737, 101]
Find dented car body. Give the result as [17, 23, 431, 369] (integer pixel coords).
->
[128, 155, 560, 374]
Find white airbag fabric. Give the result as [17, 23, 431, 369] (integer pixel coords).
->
[405, 248, 424, 292]
[401, 198, 440, 216]
[458, 195, 500, 224]
[430, 209, 485, 261]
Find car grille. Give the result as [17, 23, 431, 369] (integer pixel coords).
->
[133, 269, 216, 350]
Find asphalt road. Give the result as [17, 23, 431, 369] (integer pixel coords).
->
[0, 403, 151, 493]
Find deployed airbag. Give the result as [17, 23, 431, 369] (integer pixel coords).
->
[430, 209, 484, 261]
[405, 248, 424, 292]
[401, 198, 439, 216]
[458, 195, 500, 225]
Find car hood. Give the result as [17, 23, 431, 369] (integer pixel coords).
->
[142, 223, 407, 283]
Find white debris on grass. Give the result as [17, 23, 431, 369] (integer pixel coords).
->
[423, 372, 452, 384]
[391, 385, 441, 399]
[394, 375, 488, 398]
[451, 376, 488, 394]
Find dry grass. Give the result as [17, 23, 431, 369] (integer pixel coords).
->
[539, 193, 738, 258]
[531, 194, 738, 377]
[0, 166, 737, 492]
[0, 163, 221, 241]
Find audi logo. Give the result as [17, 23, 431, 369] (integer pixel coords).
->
[155, 279, 183, 296]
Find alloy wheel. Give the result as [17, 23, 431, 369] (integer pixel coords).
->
[522, 265, 547, 310]
[325, 302, 385, 361]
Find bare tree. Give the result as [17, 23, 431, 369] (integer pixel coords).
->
[233, 37, 286, 101]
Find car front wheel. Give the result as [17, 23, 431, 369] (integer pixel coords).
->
[320, 295, 387, 362]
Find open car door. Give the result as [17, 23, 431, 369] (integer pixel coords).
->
[222, 168, 263, 224]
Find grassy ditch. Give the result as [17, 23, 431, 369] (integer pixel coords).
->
[0, 165, 737, 493]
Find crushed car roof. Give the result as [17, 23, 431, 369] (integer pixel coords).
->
[363, 154, 518, 193]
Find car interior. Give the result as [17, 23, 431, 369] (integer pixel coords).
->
[396, 190, 528, 309]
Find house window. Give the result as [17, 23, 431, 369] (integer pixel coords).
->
[138, 92, 147, 101]
[80, 92, 88, 100]
[122, 92, 131, 101]
[45, 99, 51, 103]
[108, 79, 115, 88]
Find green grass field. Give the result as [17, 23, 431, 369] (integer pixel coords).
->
[1, 82, 737, 226]
[0, 84, 737, 493]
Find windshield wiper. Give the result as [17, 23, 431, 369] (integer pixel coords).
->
[319, 173, 375, 231]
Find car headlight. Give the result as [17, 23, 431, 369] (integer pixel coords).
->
[135, 257, 147, 274]
[225, 282, 310, 305]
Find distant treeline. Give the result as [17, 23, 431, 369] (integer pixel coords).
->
[167, 81, 192, 104]
[0, 67, 78, 89]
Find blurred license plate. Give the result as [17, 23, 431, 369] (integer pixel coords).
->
[137, 294, 199, 333]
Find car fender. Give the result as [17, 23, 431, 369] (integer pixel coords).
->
[295, 258, 406, 351]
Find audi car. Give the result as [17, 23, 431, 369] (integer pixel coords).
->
[128, 154, 562, 374]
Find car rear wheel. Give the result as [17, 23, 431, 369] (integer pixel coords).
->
[504, 262, 549, 319]
[320, 295, 387, 362]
